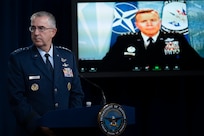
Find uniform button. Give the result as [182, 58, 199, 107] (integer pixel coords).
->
[55, 103, 58, 107]
[54, 88, 58, 93]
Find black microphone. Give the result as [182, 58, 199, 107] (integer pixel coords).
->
[79, 74, 107, 106]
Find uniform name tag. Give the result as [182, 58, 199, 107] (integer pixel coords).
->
[29, 75, 40, 80]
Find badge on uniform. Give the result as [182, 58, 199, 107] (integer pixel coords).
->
[62, 63, 68, 67]
[164, 39, 180, 55]
[124, 45, 136, 56]
[63, 67, 73, 77]
[31, 83, 39, 91]
[61, 58, 67, 62]
[67, 82, 71, 91]
[29, 75, 40, 80]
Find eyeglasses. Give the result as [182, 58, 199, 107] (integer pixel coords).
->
[29, 26, 54, 32]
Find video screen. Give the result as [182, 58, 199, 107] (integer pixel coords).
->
[75, 0, 204, 75]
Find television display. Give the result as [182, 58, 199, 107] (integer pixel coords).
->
[71, 0, 204, 77]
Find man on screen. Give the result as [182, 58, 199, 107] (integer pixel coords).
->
[100, 8, 203, 72]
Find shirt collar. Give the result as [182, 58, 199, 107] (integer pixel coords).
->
[141, 31, 160, 43]
[37, 44, 54, 58]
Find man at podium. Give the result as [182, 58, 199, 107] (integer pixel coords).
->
[7, 11, 84, 136]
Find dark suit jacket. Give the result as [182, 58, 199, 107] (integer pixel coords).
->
[8, 45, 84, 135]
[101, 31, 203, 71]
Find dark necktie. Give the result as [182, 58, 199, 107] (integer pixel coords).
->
[147, 37, 153, 49]
[45, 53, 53, 75]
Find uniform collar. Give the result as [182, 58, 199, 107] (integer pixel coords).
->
[141, 31, 160, 43]
[37, 44, 54, 58]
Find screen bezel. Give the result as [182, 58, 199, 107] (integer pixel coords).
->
[71, 0, 204, 78]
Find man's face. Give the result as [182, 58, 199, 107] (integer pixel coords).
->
[30, 16, 57, 51]
[135, 12, 161, 37]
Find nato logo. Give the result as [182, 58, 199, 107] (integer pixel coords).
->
[112, 2, 138, 34]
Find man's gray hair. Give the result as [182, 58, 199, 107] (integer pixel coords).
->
[30, 11, 56, 28]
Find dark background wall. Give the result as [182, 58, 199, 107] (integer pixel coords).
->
[0, 0, 204, 136]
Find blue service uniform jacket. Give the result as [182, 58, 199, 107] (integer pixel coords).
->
[101, 31, 203, 71]
[8, 45, 84, 135]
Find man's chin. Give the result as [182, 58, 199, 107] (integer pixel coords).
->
[34, 42, 43, 47]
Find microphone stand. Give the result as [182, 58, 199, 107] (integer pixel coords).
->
[79, 74, 107, 106]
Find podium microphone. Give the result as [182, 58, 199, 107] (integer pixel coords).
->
[79, 74, 107, 106]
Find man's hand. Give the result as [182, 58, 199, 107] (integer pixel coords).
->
[33, 126, 56, 136]
[40, 127, 56, 136]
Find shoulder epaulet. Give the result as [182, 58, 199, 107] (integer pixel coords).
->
[56, 46, 71, 52]
[120, 32, 139, 36]
[161, 30, 178, 35]
[13, 47, 30, 54]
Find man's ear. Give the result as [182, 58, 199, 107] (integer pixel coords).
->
[51, 28, 57, 37]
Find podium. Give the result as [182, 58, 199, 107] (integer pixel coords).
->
[41, 104, 136, 135]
